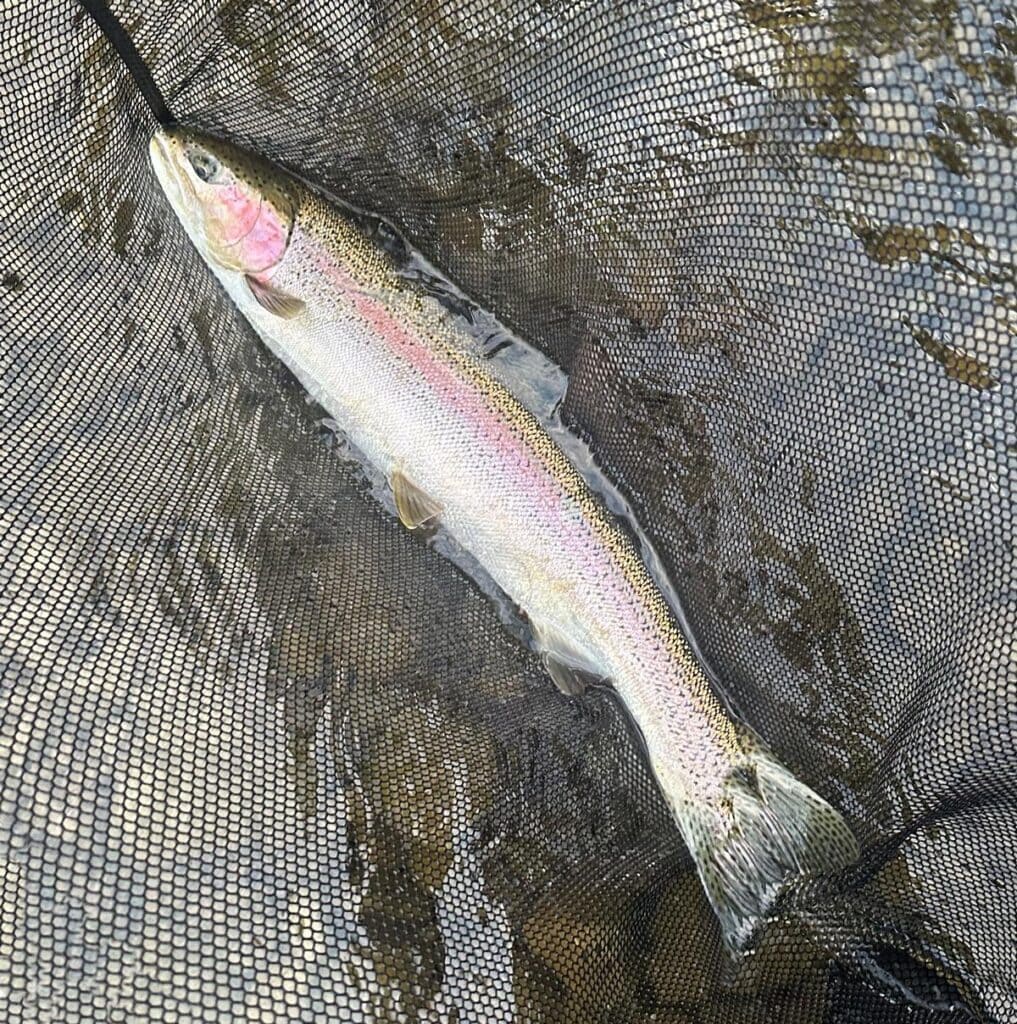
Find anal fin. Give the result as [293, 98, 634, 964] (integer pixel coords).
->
[392, 469, 442, 530]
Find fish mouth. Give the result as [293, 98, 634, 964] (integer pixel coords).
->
[148, 128, 171, 168]
[149, 128, 193, 218]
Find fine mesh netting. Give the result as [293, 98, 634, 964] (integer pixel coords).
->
[1, 1, 1014, 1021]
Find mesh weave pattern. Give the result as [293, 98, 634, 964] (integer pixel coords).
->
[1, 1, 1014, 1021]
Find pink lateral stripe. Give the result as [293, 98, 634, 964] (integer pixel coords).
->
[351, 290, 564, 508]
[309, 237, 565, 511]
[309, 237, 656, 656]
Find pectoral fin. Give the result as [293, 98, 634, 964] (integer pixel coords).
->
[533, 622, 605, 697]
[245, 275, 306, 318]
[392, 470, 442, 530]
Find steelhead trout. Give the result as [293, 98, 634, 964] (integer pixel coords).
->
[150, 126, 859, 948]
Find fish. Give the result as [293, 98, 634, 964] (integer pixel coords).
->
[149, 125, 860, 949]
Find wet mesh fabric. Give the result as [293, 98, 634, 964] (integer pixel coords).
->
[1, 1, 1014, 1021]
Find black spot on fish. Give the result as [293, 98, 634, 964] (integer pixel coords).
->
[730, 763, 760, 798]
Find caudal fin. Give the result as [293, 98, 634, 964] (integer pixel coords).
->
[677, 742, 859, 950]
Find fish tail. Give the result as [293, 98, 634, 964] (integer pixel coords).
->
[677, 735, 859, 950]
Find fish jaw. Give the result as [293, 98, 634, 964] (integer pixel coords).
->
[149, 128, 224, 274]
[149, 130, 193, 238]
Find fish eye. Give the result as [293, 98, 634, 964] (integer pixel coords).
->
[187, 149, 221, 183]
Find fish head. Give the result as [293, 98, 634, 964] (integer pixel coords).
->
[149, 126, 299, 275]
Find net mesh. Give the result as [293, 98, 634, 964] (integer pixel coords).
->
[1, 1, 1014, 1020]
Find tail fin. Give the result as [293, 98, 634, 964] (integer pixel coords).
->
[677, 742, 859, 951]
